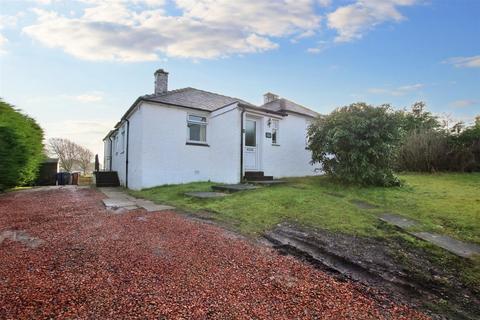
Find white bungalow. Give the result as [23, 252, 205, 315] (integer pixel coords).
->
[103, 69, 320, 190]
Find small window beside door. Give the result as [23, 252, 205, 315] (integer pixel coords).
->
[245, 119, 256, 146]
[187, 114, 207, 143]
[271, 119, 279, 145]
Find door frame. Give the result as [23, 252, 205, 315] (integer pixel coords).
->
[243, 114, 262, 172]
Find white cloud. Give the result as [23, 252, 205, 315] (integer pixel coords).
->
[450, 99, 477, 108]
[0, 13, 22, 29]
[368, 83, 424, 96]
[317, 0, 332, 7]
[443, 55, 480, 68]
[23, 0, 322, 61]
[327, 0, 418, 42]
[307, 40, 328, 54]
[72, 92, 104, 103]
[0, 33, 8, 54]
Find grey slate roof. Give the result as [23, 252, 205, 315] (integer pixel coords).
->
[261, 98, 319, 118]
[116, 88, 319, 129]
[142, 87, 255, 112]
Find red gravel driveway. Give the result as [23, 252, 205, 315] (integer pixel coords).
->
[0, 187, 427, 319]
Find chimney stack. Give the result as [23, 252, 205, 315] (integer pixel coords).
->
[264, 92, 279, 104]
[154, 69, 168, 95]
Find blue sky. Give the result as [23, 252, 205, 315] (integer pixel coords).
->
[0, 0, 479, 157]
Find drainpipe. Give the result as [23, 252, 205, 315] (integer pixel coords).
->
[125, 119, 130, 189]
[108, 136, 113, 171]
[240, 107, 245, 183]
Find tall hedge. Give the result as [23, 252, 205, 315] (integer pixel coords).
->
[0, 100, 44, 190]
[308, 103, 402, 186]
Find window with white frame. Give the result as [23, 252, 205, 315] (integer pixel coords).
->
[271, 119, 279, 145]
[187, 114, 207, 143]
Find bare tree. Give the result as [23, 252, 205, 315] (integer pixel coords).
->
[48, 138, 79, 172]
[77, 146, 94, 175]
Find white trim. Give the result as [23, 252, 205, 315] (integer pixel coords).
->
[186, 113, 208, 143]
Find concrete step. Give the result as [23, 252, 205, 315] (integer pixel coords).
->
[244, 175, 273, 181]
[244, 171, 265, 178]
[250, 180, 286, 186]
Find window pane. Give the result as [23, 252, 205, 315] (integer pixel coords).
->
[188, 115, 206, 123]
[188, 123, 206, 142]
[245, 120, 256, 146]
[272, 129, 277, 144]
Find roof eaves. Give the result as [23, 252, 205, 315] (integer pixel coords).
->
[238, 103, 287, 116]
[140, 97, 212, 113]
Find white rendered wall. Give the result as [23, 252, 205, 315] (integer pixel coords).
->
[124, 107, 143, 190]
[138, 102, 241, 189]
[109, 106, 143, 189]
[258, 113, 320, 178]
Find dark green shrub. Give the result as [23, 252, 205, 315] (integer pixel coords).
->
[0, 100, 44, 190]
[308, 103, 402, 186]
[396, 129, 450, 172]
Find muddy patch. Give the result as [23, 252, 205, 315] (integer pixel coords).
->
[0, 230, 44, 248]
[264, 223, 479, 319]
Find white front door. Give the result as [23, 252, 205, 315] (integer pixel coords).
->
[244, 118, 259, 171]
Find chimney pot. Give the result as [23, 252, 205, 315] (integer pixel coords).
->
[264, 92, 279, 104]
[154, 69, 168, 95]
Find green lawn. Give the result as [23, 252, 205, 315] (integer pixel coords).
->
[130, 173, 480, 244]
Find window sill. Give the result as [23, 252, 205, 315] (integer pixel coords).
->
[272, 144, 280, 147]
[186, 142, 210, 147]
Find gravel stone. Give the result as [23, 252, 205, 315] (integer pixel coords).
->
[0, 187, 428, 319]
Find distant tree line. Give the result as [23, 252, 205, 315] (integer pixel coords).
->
[308, 102, 480, 186]
[0, 100, 44, 191]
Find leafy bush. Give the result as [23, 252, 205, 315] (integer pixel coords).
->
[0, 100, 44, 190]
[448, 123, 480, 171]
[397, 101, 440, 133]
[308, 103, 402, 186]
[396, 103, 479, 172]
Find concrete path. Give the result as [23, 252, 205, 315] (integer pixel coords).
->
[411, 232, 480, 258]
[378, 212, 480, 258]
[185, 191, 229, 199]
[99, 187, 175, 212]
[379, 213, 417, 229]
[211, 184, 258, 193]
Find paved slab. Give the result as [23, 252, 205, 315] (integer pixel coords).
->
[379, 213, 417, 229]
[99, 187, 175, 212]
[102, 198, 137, 209]
[350, 199, 378, 209]
[0, 230, 44, 248]
[135, 199, 175, 212]
[185, 191, 229, 198]
[211, 184, 258, 193]
[411, 232, 480, 258]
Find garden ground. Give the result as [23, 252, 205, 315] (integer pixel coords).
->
[0, 186, 426, 319]
[131, 173, 480, 318]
